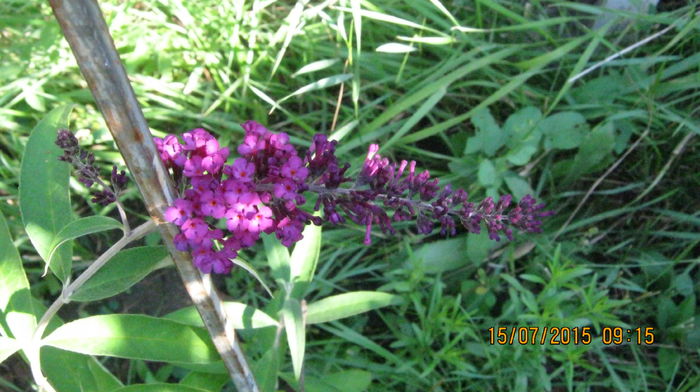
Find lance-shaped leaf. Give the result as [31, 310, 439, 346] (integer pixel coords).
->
[47, 216, 123, 268]
[282, 297, 305, 381]
[164, 302, 277, 330]
[263, 233, 291, 285]
[42, 346, 123, 392]
[0, 210, 37, 341]
[71, 246, 168, 302]
[42, 314, 219, 364]
[306, 291, 404, 325]
[19, 105, 74, 282]
[289, 223, 321, 298]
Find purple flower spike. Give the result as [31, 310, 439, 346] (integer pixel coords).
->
[155, 122, 554, 274]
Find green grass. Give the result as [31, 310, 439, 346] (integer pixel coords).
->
[1, 0, 700, 391]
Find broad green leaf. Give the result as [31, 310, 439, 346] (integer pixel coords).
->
[43, 314, 219, 364]
[0, 336, 19, 364]
[290, 223, 322, 296]
[282, 297, 305, 380]
[306, 292, 403, 325]
[253, 347, 280, 392]
[20, 105, 74, 281]
[48, 216, 122, 269]
[505, 144, 538, 166]
[179, 371, 229, 391]
[466, 231, 493, 264]
[42, 346, 124, 392]
[470, 107, 505, 156]
[263, 233, 291, 284]
[111, 384, 209, 392]
[305, 370, 373, 392]
[504, 106, 542, 146]
[71, 246, 168, 302]
[566, 122, 615, 181]
[0, 210, 36, 341]
[164, 302, 277, 330]
[540, 111, 587, 150]
[415, 238, 468, 274]
[477, 159, 498, 187]
[504, 173, 535, 200]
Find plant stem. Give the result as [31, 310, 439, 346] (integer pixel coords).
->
[30, 220, 154, 392]
[33, 220, 155, 341]
[49, 1, 259, 390]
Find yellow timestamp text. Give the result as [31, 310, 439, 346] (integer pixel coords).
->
[487, 326, 656, 345]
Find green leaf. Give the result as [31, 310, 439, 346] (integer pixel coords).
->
[253, 347, 280, 392]
[290, 223, 322, 297]
[164, 302, 277, 330]
[415, 238, 468, 274]
[232, 257, 273, 297]
[282, 297, 305, 381]
[376, 43, 416, 53]
[566, 122, 615, 181]
[477, 159, 498, 187]
[504, 173, 535, 200]
[179, 371, 229, 391]
[43, 314, 219, 364]
[263, 233, 291, 284]
[505, 144, 538, 166]
[306, 291, 403, 325]
[71, 246, 168, 302]
[280, 74, 352, 103]
[42, 346, 124, 392]
[540, 111, 587, 150]
[0, 336, 19, 364]
[0, 210, 36, 341]
[292, 58, 341, 78]
[48, 216, 122, 269]
[466, 231, 493, 264]
[504, 107, 542, 145]
[658, 347, 680, 381]
[110, 384, 209, 392]
[470, 107, 505, 156]
[20, 105, 74, 282]
[305, 370, 373, 392]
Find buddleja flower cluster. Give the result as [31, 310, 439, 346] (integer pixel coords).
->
[155, 121, 553, 274]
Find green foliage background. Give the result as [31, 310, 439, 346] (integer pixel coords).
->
[1, 0, 699, 391]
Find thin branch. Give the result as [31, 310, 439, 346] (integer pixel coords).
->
[48, 1, 258, 391]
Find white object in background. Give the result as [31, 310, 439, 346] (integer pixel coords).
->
[593, 0, 660, 30]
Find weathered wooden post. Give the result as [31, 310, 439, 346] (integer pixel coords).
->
[48, 1, 259, 390]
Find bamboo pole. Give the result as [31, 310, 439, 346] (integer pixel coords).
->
[48, 1, 258, 390]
